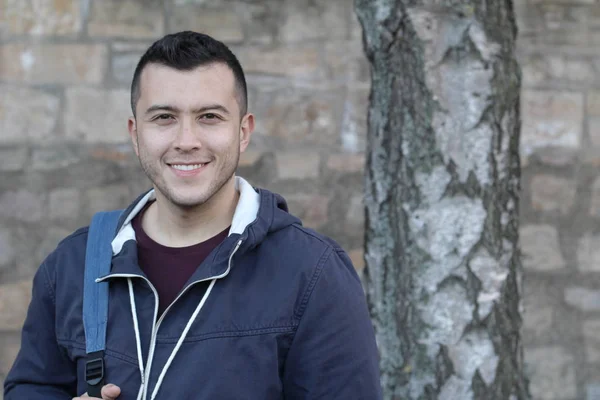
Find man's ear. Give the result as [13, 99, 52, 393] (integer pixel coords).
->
[239, 113, 255, 153]
[128, 117, 139, 156]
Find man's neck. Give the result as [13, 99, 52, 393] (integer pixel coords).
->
[142, 180, 238, 248]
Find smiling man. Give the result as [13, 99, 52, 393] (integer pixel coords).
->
[4, 32, 382, 400]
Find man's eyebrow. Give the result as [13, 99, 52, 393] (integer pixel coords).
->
[144, 104, 231, 116]
[145, 104, 180, 115]
[192, 104, 231, 115]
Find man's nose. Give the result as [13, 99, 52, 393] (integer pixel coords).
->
[174, 118, 201, 151]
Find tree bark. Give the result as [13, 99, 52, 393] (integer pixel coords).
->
[355, 1, 529, 399]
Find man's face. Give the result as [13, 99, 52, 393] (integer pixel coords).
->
[128, 63, 253, 209]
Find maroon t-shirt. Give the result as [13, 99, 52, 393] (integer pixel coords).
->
[131, 202, 229, 315]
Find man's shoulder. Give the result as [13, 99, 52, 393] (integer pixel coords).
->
[55, 226, 90, 252]
[42, 225, 90, 270]
[271, 222, 342, 250]
[261, 223, 350, 271]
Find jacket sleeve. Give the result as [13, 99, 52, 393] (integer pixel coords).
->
[4, 261, 77, 399]
[283, 248, 383, 399]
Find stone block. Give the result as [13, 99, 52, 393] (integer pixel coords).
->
[35, 227, 72, 264]
[238, 46, 320, 77]
[535, 147, 577, 167]
[519, 29, 599, 48]
[324, 41, 371, 84]
[88, 0, 164, 38]
[588, 117, 600, 148]
[86, 184, 131, 216]
[520, 56, 546, 87]
[530, 175, 576, 214]
[168, 7, 244, 43]
[111, 42, 153, 52]
[31, 146, 81, 170]
[525, 346, 576, 400]
[531, 0, 594, 4]
[0, 190, 44, 222]
[0, 44, 107, 84]
[578, 234, 600, 272]
[518, 4, 592, 37]
[232, 1, 279, 45]
[587, 383, 600, 400]
[49, 188, 80, 220]
[564, 287, 600, 312]
[583, 319, 600, 363]
[520, 225, 566, 271]
[88, 144, 137, 165]
[112, 52, 143, 86]
[521, 54, 595, 86]
[522, 295, 554, 342]
[6, 226, 40, 281]
[586, 114, 600, 165]
[591, 177, 600, 216]
[538, 5, 575, 31]
[345, 195, 364, 231]
[547, 56, 596, 82]
[171, 0, 222, 4]
[521, 90, 583, 156]
[276, 152, 320, 180]
[251, 86, 343, 147]
[0, 280, 32, 331]
[64, 88, 131, 143]
[0, 228, 14, 267]
[238, 150, 263, 168]
[0, 333, 21, 377]
[513, 1, 543, 37]
[0, 85, 60, 143]
[283, 193, 329, 229]
[589, 92, 600, 116]
[0, 147, 28, 171]
[1, 0, 81, 35]
[326, 153, 365, 173]
[278, 0, 349, 43]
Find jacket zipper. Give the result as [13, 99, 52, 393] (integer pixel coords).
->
[95, 238, 243, 399]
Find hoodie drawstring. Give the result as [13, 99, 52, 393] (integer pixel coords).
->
[127, 278, 146, 400]
[126, 239, 243, 400]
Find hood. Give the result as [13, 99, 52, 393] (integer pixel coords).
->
[110, 176, 300, 255]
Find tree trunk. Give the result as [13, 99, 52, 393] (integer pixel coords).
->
[355, 1, 529, 399]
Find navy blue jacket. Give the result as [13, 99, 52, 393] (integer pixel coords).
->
[4, 179, 382, 399]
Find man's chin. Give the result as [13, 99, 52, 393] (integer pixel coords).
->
[169, 195, 209, 209]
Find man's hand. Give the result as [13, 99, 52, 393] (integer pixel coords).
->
[72, 384, 121, 400]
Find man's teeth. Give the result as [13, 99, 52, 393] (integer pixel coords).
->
[172, 164, 205, 171]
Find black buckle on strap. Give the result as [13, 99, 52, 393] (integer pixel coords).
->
[85, 351, 105, 394]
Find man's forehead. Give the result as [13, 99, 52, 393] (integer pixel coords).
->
[140, 62, 235, 85]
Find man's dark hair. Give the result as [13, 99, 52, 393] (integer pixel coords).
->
[130, 31, 248, 118]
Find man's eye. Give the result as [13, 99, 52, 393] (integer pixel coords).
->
[201, 113, 219, 120]
[156, 114, 173, 120]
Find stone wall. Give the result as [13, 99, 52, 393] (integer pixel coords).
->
[0, 0, 597, 399]
[0, 0, 368, 396]
[517, 1, 600, 399]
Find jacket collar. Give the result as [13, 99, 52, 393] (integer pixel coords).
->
[106, 232, 243, 283]
[110, 176, 260, 257]
[102, 176, 300, 282]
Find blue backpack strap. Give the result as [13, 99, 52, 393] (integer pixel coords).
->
[83, 210, 122, 397]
